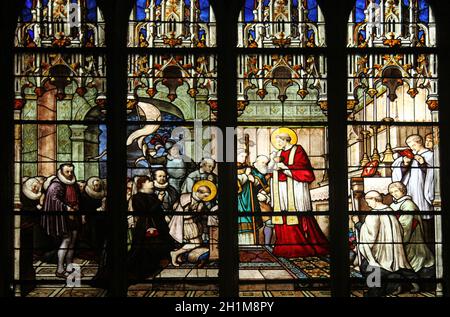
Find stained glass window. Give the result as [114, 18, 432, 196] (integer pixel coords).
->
[3, 0, 448, 301]
[13, 0, 108, 297]
[126, 0, 219, 297]
[347, 0, 442, 297]
[237, 0, 330, 297]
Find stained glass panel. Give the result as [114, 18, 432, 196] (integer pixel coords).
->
[235, 125, 330, 296]
[125, 123, 219, 295]
[127, 54, 217, 122]
[347, 0, 436, 48]
[128, 0, 216, 48]
[14, 0, 108, 297]
[126, 1, 218, 295]
[16, 0, 105, 48]
[237, 54, 327, 122]
[238, 0, 326, 48]
[14, 53, 107, 121]
[347, 54, 438, 123]
[14, 123, 108, 296]
[346, 0, 442, 297]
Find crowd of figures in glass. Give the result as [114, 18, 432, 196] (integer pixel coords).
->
[14, 1, 108, 297]
[347, 0, 442, 297]
[125, 0, 220, 296]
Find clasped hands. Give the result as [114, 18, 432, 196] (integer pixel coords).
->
[403, 154, 425, 165]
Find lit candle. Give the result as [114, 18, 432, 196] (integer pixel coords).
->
[386, 96, 390, 119]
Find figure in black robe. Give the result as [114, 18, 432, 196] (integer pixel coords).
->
[127, 191, 175, 282]
[19, 177, 44, 296]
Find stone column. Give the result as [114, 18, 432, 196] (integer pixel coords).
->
[431, 110, 443, 295]
[14, 110, 22, 292]
[69, 124, 88, 181]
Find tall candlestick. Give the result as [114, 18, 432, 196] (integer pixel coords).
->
[386, 95, 390, 119]
[373, 93, 377, 121]
[363, 91, 367, 123]
[360, 130, 370, 167]
[371, 125, 380, 162]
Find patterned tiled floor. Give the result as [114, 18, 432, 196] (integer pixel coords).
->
[238, 246, 330, 281]
[351, 290, 438, 298]
[22, 258, 106, 297]
[33, 258, 98, 281]
[24, 246, 437, 297]
[26, 287, 107, 297]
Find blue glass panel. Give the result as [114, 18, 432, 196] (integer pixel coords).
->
[249, 29, 256, 40]
[199, 0, 210, 22]
[21, 0, 33, 22]
[86, 0, 98, 22]
[99, 124, 107, 161]
[307, 0, 318, 22]
[355, 0, 366, 23]
[136, 0, 147, 21]
[418, 0, 429, 23]
[244, 0, 255, 22]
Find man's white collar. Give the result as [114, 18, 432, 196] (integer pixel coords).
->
[85, 185, 105, 200]
[22, 183, 42, 201]
[154, 181, 169, 189]
[393, 195, 412, 204]
[57, 170, 76, 185]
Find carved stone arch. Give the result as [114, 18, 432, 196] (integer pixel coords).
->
[243, 23, 255, 45]
[306, 23, 319, 45]
[353, 22, 367, 44]
[417, 23, 430, 45]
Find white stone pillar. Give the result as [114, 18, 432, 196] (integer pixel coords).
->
[161, 0, 166, 36]
[69, 124, 88, 181]
[14, 110, 22, 295]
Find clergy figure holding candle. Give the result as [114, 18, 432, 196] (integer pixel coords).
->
[268, 128, 329, 258]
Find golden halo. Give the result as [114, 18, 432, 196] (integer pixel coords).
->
[271, 128, 298, 150]
[192, 180, 217, 202]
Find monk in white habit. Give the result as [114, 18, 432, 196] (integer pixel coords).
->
[391, 134, 435, 243]
[357, 191, 415, 296]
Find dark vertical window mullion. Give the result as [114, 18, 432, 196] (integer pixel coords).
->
[433, 0, 450, 297]
[324, 0, 351, 297]
[0, 0, 21, 298]
[104, 0, 131, 297]
[216, 0, 239, 297]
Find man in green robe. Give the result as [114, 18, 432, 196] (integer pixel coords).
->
[237, 151, 268, 245]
